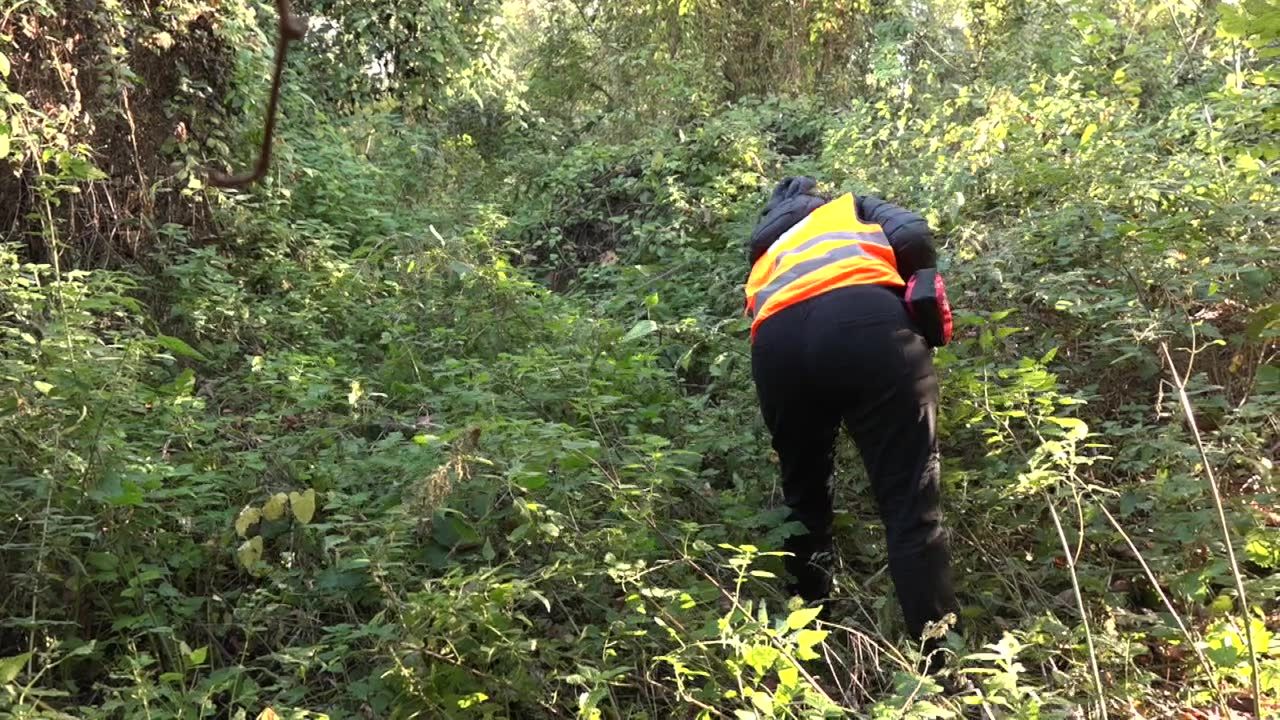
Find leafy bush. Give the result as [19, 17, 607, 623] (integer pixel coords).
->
[2, 0, 1278, 718]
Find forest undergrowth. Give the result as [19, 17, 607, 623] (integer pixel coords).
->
[1, 1, 1278, 718]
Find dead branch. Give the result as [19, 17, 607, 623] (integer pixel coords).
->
[207, 0, 307, 188]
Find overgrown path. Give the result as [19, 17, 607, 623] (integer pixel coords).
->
[2, 0, 1277, 716]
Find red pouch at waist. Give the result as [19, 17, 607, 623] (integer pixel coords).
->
[905, 269, 953, 348]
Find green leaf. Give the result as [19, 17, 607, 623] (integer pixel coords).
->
[786, 606, 822, 630]
[621, 319, 658, 342]
[188, 646, 208, 665]
[33, 381, 54, 395]
[742, 644, 778, 675]
[0, 652, 32, 684]
[155, 335, 207, 361]
[0, 53, 10, 79]
[432, 509, 481, 550]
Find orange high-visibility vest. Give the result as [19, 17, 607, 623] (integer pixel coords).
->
[745, 193, 904, 340]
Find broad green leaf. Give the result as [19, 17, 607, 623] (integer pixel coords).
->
[237, 537, 263, 569]
[168, 368, 196, 396]
[189, 646, 208, 665]
[1209, 594, 1235, 615]
[262, 493, 288, 522]
[432, 509, 481, 550]
[0, 652, 32, 684]
[1245, 532, 1280, 569]
[751, 691, 773, 715]
[786, 606, 822, 630]
[155, 335, 207, 361]
[742, 644, 778, 675]
[621, 319, 658, 342]
[514, 473, 548, 491]
[235, 506, 261, 537]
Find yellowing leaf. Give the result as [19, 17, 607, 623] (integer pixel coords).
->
[33, 381, 54, 395]
[262, 493, 288, 521]
[289, 489, 316, 524]
[256, 709, 280, 720]
[234, 506, 261, 537]
[236, 536, 263, 569]
[1236, 153, 1261, 173]
[794, 628, 828, 661]
[777, 662, 800, 689]
[1080, 123, 1098, 147]
[785, 606, 822, 630]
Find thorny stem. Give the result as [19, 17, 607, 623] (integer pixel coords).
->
[207, 0, 307, 188]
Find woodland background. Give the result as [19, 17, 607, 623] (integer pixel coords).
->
[1, 0, 1277, 718]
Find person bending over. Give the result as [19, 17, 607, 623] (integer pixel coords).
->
[744, 176, 959, 666]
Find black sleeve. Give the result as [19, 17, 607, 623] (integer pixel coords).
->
[748, 177, 829, 265]
[855, 195, 937, 280]
[748, 193, 827, 265]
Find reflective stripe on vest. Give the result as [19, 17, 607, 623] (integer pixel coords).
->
[745, 193, 903, 339]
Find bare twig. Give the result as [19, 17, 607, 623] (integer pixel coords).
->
[207, 0, 307, 188]
[1044, 491, 1109, 720]
[1088, 492, 1227, 715]
[1121, 266, 1263, 717]
[1157, 341, 1262, 716]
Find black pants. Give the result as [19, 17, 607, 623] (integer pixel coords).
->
[751, 284, 959, 642]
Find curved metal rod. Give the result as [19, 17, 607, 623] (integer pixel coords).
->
[207, 0, 307, 188]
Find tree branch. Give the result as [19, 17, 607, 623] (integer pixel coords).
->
[207, 0, 307, 188]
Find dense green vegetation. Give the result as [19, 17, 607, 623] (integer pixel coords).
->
[2, 0, 1278, 717]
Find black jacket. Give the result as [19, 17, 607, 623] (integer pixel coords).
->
[748, 177, 936, 283]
